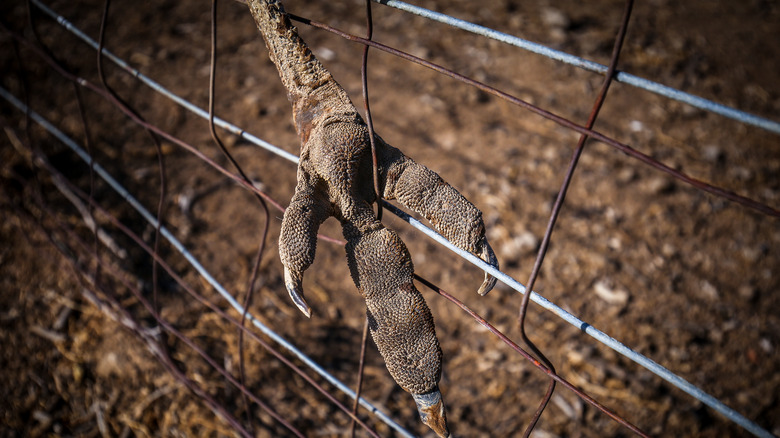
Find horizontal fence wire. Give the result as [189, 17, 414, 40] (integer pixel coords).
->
[15, 1, 776, 437]
[0, 86, 415, 438]
[375, 0, 780, 136]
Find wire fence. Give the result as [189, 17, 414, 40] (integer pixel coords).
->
[2, 0, 778, 437]
[376, 0, 780, 135]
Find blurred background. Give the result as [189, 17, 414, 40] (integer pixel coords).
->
[1, 0, 778, 436]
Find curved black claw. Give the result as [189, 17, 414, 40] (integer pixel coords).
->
[412, 388, 450, 438]
[477, 238, 498, 296]
[284, 267, 312, 318]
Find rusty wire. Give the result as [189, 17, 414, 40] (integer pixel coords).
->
[3, 6, 381, 436]
[3, 81, 648, 437]
[514, 1, 634, 435]
[207, 0, 272, 430]
[362, 0, 383, 223]
[14, 202, 257, 438]
[0, 34, 650, 432]
[0, 3, 747, 437]
[351, 0, 381, 434]
[2, 1, 778, 437]
[287, 13, 780, 219]
[0, 41, 651, 435]
[95, 0, 168, 321]
[16, 1, 290, 434]
[350, 316, 371, 438]
[374, 0, 780, 136]
[1, 55, 258, 436]
[413, 275, 649, 437]
[36, 200, 299, 438]
[4, 111, 382, 437]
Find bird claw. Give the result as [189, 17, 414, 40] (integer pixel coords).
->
[412, 388, 450, 438]
[284, 267, 312, 318]
[477, 238, 498, 296]
[249, 1, 499, 432]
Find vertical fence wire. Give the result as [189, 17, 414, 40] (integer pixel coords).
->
[2, 1, 777, 437]
[374, 0, 780, 136]
[0, 85, 416, 437]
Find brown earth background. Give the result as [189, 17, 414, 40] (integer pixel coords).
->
[1, 0, 779, 437]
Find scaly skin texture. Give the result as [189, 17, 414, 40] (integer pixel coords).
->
[247, 1, 498, 435]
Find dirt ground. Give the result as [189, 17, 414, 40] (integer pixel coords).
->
[1, 0, 779, 437]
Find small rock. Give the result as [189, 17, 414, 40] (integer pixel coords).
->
[593, 278, 629, 306]
[644, 176, 674, 194]
[761, 187, 778, 201]
[528, 428, 561, 438]
[32, 410, 52, 424]
[551, 393, 582, 420]
[314, 46, 336, 61]
[738, 285, 757, 300]
[741, 246, 761, 263]
[222, 133, 238, 148]
[541, 7, 570, 29]
[759, 338, 773, 354]
[541, 7, 569, 43]
[681, 103, 703, 117]
[96, 352, 120, 378]
[242, 92, 264, 117]
[418, 94, 446, 111]
[129, 51, 153, 67]
[500, 231, 539, 261]
[728, 166, 753, 181]
[435, 131, 457, 151]
[708, 328, 723, 344]
[702, 145, 723, 162]
[699, 280, 719, 301]
[616, 167, 636, 183]
[252, 179, 267, 193]
[604, 207, 622, 224]
[409, 44, 430, 60]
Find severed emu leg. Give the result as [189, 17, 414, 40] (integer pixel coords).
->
[247, 1, 498, 435]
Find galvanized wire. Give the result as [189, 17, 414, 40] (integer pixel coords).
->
[2, 71, 772, 438]
[13, 2, 777, 437]
[0, 86, 415, 438]
[374, 0, 780, 136]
